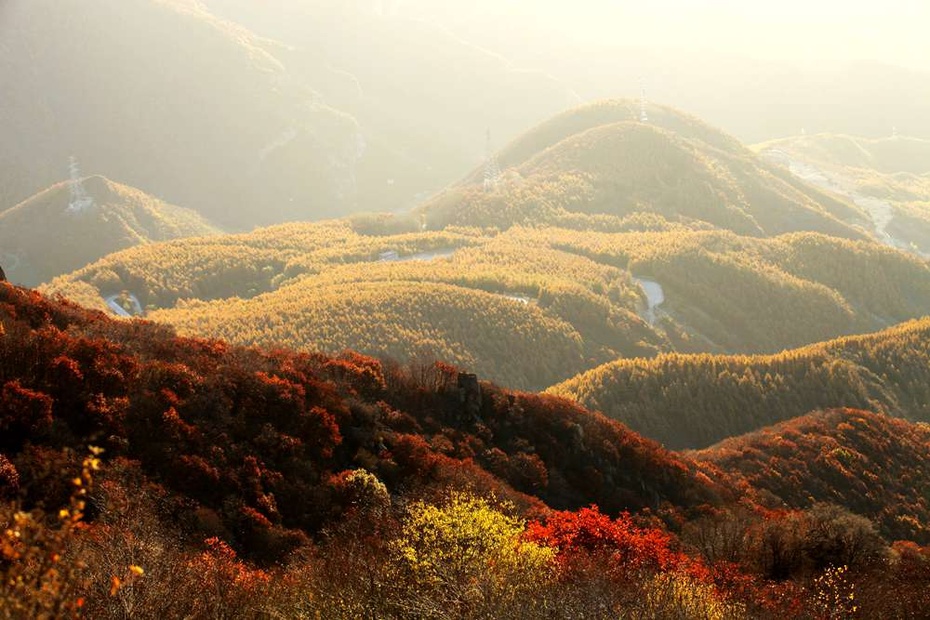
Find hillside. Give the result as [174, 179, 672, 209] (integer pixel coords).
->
[5, 283, 930, 617]
[423, 101, 865, 238]
[0, 0, 361, 229]
[0, 281, 724, 546]
[0, 175, 218, 287]
[549, 318, 930, 449]
[43, 215, 930, 391]
[695, 408, 930, 543]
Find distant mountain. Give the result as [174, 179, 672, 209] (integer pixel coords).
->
[761, 134, 930, 175]
[0, 175, 217, 287]
[757, 133, 930, 255]
[0, 0, 361, 229]
[549, 317, 930, 449]
[422, 100, 865, 238]
[198, 0, 581, 215]
[696, 408, 930, 543]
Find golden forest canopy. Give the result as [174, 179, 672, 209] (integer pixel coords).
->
[42, 214, 930, 391]
[549, 316, 930, 449]
[0, 175, 218, 287]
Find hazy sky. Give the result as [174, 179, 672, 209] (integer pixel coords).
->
[400, 0, 930, 70]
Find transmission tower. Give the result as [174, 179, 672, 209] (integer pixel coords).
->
[67, 156, 94, 214]
[483, 128, 502, 192]
[639, 80, 649, 123]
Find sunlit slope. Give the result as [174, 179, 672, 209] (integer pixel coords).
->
[695, 408, 930, 543]
[43, 223, 660, 390]
[153, 281, 593, 391]
[43, 219, 930, 390]
[549, 318, 930, 449]
[0, 176, 218, 287]
[424, 101, 863, 236]
[0, 0, 359, 229]
[546, 227, 930, 351]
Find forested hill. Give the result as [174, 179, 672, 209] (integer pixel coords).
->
[549, 317, 930, 449]
[695, 408, 930, 544]
[422, 100, 864, 237]
[0, 175, 218, 287]
[7, 283, 930, 617]
[0, 281, 725, 559]
[42, 219, 930, 392]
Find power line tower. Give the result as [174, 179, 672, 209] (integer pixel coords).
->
[639, 79, 649, 123]
[67, 156, 94, 214]
[483, 128, 502, 192]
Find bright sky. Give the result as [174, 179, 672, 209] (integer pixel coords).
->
[401, 0, 930, 70]
[575, 0, 930, 68]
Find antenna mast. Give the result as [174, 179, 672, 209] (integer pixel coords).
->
[639, 79, 649, 123]
[67, 156, 94, 214]
[483, 128, 502, 192]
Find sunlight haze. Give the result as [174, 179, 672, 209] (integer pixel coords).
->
[398, 0, 930, 69]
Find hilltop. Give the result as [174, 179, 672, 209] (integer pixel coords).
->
[422, 100, 864, 238]
[0, 175, 218, 288]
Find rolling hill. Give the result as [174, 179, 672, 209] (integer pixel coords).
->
[0, 175, 218, 287]
[549, 317, 930, 449]
[34, 103, 930, 392]
[42, 217, 930, 391]
[422, 100, 865, 237]
[0, 281, 727, 549]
